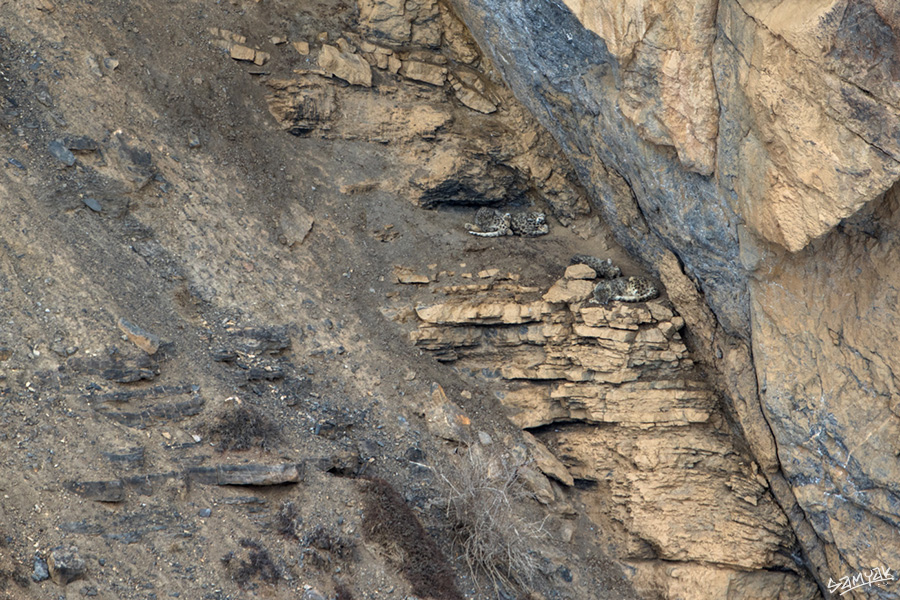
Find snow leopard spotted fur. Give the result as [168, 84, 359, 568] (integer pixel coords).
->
[466, 208, 549, 237]
[592, 276, 658, 305]
[570, 254, 621, 279]
[465, 207, 512, 237]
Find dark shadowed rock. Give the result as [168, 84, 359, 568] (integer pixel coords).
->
[48, 546, 86, 585]
[48, 140, 75, 166]
[65, 480, 125, 502]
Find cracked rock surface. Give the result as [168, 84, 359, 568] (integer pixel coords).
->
[449, 0, 900, 596]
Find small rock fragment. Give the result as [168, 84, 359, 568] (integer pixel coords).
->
[278, 205, 314, 247]
[477, 268, 500, 279]
[0, 347, 12, 362]
[564, 264, 596, 280]
[85, 54, 102, 77]
[542, 278, 594, 304]
[453, 85, 497, 114]
[187, 463, 301, 486]
[103, 57, 119, 71]
[387, 55, 402, 74]
[209, 28, 247, 44]
[81, 197, 102, 212]
[65, 136, 99, 152]
[424, 383, 471, 443]
[31, 555, 49, 582]
[401, 60, 446, 86]
[318, 44, 372, 87]
[293, 41, 310, 55]
[229, 44, 256, 62]
[393, 266, 430, 284]
[48, 546, 86, 586]
[65, 480, 125, 502]
[303, 587, 328, 600]
[48, 140, 75, 166]
[521, 431, 575, 486]
[117, 317, 161, 355]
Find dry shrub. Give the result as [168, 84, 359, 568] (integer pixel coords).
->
[222, 539, 282, 586]
[204, 405, 281, 451]
[275, 501, 301, 540]
[440, 446, 544, 593]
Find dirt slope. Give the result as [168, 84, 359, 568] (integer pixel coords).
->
[0, 0, 643, 598]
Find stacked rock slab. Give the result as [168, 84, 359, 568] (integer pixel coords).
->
[405, 268, 819, 600]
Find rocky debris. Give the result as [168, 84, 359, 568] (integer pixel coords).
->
[209, 27, 246, 47]
[393, 266, 431, 284]
[318, 44, 372, 87]
[117, 317, 161, 354]
[452, 85, 495, 113]
[101, 447, 145, 470]
[31, 555, 49, 582]
[229, 44, 255, 61]
[87, 383, 196, 403]
[81, 197, 102, 212]
[208, 26, 270, 66]
[521, 431, 574, 487]
[293, 41, 310, 55]
[266, 78, 337, 135]
[0, 347, 12, 361]
[400, 60, 446, 86]
[187, 463, 302, 486]
[65, 479, 126, 502]
[448, 71, 496, 113]
[68, 352, 159, 383]
[221, 325, 291, 356]
[48, 139, 75, 166]
[48, 546, 86, 586]
[423, 382, 471, 443]
[278, 205, 315, 247]
[257, 2, 590, 224]
[65, 136, 99, 152]
[94, 395, 205, 428]
[357, 0, 442, 46]
[105, 130, 156, 191]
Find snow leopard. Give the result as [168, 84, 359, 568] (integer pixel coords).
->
[592, 276, 658, 305]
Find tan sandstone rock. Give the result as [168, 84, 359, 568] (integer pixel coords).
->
[400, 60, 447, 86]
[318, 44, 372, 87]
[542, 278, 594, 304]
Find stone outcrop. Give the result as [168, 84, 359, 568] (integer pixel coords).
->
[396, 267, 819, 599]
[264, 15, 592, 223]
[447, 0, 900, 596]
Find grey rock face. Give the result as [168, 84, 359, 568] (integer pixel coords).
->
[448, 0, 749, 337]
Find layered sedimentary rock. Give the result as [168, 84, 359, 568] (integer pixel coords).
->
[446, 0, 900, 597]
[397, 269, 818, 599]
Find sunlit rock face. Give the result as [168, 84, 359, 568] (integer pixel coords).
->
[448, 0, 900, 597]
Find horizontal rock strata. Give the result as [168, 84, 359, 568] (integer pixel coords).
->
[400, 268, 818, 599]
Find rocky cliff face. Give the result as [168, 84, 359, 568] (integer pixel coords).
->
[394, 266, 819, 598]
[447, 0, 900, 597]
